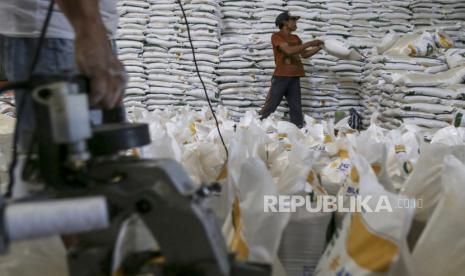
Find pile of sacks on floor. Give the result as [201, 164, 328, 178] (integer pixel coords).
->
[1, 106, 464, 275]
[128, 105, 465, 276]
[362, 30, 465, 130]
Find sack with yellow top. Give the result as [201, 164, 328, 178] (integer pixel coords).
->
[140, 120, 182, 162]
[222, 157, 290, 264]
[274, 135, 320, 195]
[383, 30, 452, 58]
[275, 137, 331, 276]
[182, 141, 227, 185]
[385, 128, 420, 191]
[433, 30, 454, 49]
[221, 126, 289, 264]
[319, 139, 353, 196]
[354, 129, 395, 192]
[384, 31, 437, 57]
[335, 131, 393, 229]
[400, 143, 465, 250]
[401, 143, 465, 223]
[315, 153, 416, 276]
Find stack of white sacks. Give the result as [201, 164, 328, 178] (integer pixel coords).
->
[218, 0, 278, 119]
[358, 1, 465, 128]
[350, 0, 412, 48]
[126, 106, 465, 276]
[286, 0, 365, 120]
[144, 0, 181, 111]
[117, 0, 150, 111]
[364, 30, 465, 130]
[217, 0, 366, 121]
[352, 0, 413, 126]
[218, 0, 256, 116]
[116, 0, 465, 128]
[411, 0, 465, 48]
[143, 0, 221, 112]
[250, 1, 285, 114]
[287, 0, 338, 121]
[173, 0, 221, 108]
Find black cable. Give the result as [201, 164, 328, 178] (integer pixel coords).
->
[5, 0, 55, 197]
[176, 0, 229, 161]
[29, 0, 56, 74]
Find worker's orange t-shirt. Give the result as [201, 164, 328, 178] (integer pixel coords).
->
[271, 32, 305, 77]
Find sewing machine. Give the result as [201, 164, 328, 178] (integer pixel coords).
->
[0, 74, 270, 276]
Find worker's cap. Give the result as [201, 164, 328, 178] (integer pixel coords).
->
[275, 12, 300, 27]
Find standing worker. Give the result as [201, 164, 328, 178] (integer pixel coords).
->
[259, 11, 324, 128]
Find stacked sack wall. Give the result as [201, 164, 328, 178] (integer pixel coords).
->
[117, 0, 465, 128]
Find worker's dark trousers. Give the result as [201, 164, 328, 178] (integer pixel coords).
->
[259, 76, 304, 128]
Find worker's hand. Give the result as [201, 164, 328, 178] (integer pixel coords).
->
[310, 39, 324, 47]
[74, 30, 127, 109]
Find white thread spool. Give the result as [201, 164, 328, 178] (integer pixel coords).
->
[5, 196, 109, 241]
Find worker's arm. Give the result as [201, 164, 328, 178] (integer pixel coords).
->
[276, 39, 323, 56]
[56, 0, 126, 109]
[276, 41, 310, 55]
[301, 46, 323, 58]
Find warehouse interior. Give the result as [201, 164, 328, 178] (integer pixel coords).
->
[0, 0, 465, 275]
